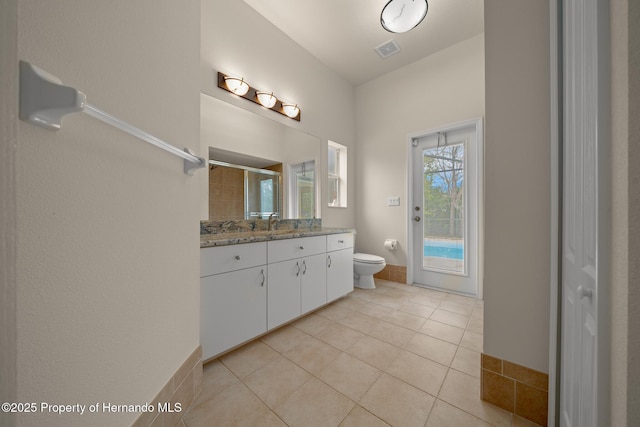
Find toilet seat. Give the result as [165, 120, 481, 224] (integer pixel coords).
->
[353, 253, 385, 264]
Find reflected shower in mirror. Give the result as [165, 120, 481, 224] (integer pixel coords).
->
[208, 150, 282, 221]
[201, 93, 321, 220]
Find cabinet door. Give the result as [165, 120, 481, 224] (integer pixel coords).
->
[200, 266, 267, 360]
[327, 248, 354, 302]
[301, 254, 327, 313]
[267, 259, 302, 329]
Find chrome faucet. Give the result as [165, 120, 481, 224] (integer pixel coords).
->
[268, 213, 278, 231]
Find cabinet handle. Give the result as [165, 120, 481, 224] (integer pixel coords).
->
[260, 269, 265, 287]
[234, 255, 241, 260]
[302, 260, 307, 275]
[299, 245, 304, 250]
[328, 255, 332, 268]
[338, 240, 344, 243]
[296, 261, 300, 277]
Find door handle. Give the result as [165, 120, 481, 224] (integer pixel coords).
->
[414, 216, 421, 222]
[577, 285, 593, 300]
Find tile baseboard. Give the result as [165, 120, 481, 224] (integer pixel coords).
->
[481, 353, 548, 426]
[373, 264, 407, 284]
[132, 345, 202, 427]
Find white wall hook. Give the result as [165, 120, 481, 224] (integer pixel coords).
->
[19, 61, 86, 130]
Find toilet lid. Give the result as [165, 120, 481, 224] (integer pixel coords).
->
[353, 253, 385, 264]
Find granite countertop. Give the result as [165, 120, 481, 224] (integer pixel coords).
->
[200, 227, 354, 248]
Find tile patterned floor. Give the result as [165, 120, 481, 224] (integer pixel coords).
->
[182, 279, 542, 427]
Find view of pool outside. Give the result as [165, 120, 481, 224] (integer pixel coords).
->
[423, 237, 464, 272]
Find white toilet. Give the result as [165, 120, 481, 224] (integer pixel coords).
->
[353, 253, 386, 289]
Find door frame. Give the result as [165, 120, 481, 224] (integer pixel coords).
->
[406, 117, 484, 299]
[548, 1, 561, 424]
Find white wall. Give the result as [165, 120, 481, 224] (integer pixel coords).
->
[483, 0, 550, 373]
[201, 94, 287, 164]
[200, 0, 356, 228]
[15, 1, 201, 426]
[354, 34, 485, 266]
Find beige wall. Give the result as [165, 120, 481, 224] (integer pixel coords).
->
[611, 0, 629, 423]
[627, 0, 640, 421]
[483, 1, 550, 373]
[1, 0, 18, 426]
[354, 34, 485, 266]
[200, 0, 356, 228]
[14, 1, 201, 426]
[611, 0, 640, 424]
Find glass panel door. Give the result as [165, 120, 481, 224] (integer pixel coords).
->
[411, 121, 481, 297]
[422, 143, 465, 274]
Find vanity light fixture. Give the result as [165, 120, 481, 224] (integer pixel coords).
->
[223, 76, 250, 96]
[380, 0, 428, 33]
[217, 72, 301, 121]
[281, 103, 300, 119]
[256, 91, 277, 109]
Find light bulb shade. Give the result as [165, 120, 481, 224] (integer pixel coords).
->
[224, 76, 250, 96]
[256, 91, 277, 108]
[282, 103, 300, 119]
[381, 0, 428, 33]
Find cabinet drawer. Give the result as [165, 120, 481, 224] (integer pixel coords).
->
[268, 236, 326, 263]
[327, 233, 354, 252]
[200, 242, 267, 277]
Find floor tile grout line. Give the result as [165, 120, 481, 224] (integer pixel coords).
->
[234, 334, 354, 426]
[190, 356, 292, 426]
[245, 328, 393, 427]
[285, 298, 452, 421]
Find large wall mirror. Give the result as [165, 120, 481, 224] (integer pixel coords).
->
[201, 93, 321, 221]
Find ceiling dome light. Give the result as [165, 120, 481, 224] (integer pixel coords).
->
[282, 103, 300, 119]
[380, 0, 428, 33]
[256, 91, 277, 109]
[224, 76, 250, 96]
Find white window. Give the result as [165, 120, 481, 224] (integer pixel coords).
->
[328, 141, 347, 207]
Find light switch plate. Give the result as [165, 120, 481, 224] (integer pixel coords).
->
[387, 196, 400, 206]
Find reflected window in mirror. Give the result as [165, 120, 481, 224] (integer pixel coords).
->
[328, 141, 347, 208]
[289, 160, 316, 218]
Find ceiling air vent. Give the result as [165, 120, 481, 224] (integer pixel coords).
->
[375, 39, 401, 59]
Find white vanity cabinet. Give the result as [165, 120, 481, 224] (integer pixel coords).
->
[326, 233, 354, 302]
[200, 242, 267, 360]
[267, 236, 327, 329]
[200, 231, 354, 361]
